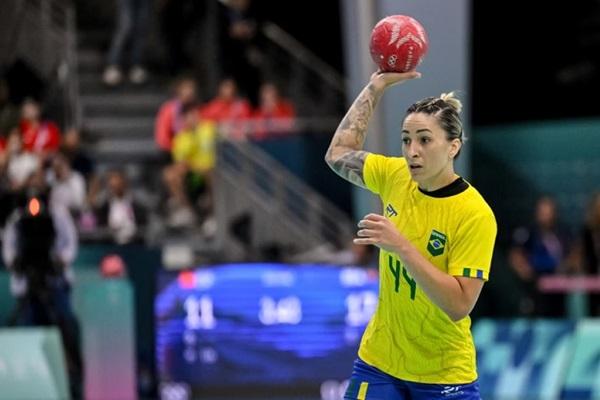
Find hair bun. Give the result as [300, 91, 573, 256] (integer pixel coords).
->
[440, 92, 462, 114]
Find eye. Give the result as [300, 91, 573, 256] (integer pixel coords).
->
[420, 137, 431, 144]
[402, 137, 410, 145]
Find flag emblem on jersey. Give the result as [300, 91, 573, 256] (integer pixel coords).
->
[427, 230, 446, 256]
[385, 204, 398, 217]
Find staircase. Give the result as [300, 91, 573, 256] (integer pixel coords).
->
[76, 31, 166, 180]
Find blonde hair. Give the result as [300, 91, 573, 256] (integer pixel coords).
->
[439, 91, 463, 114]
[405, 91, 466, 158]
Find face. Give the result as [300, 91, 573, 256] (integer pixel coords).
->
[183, 109, 198, 129]
[218, 79, 237, 101]
[536, 198, 556, 228]
[22, 100, 40, 121]
[176, 80, 196, 103]
[63, 128, 80, 150]
[260, 84, 278, 109]
[107, 172, 126, 197]
[401, 112, 460, 191]
[52, 154, 70, 179]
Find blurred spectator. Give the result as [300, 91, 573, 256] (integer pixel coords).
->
[48, 152, 87, 216]
[155, 77, 197, 153]
[199, 78, 252, 139]
[161, 102, 217, 230]
[2, 189, 83, 399]
[60, 128, 95, 180]
[251, 82, 296, 140]
[218, 0, 263, 105]
[158, 0, 206, 75]
[3, 129, 40, 192]
[581, 192, 600, 315]
[19, 98, 61, 155]
[508, 196, 573, 317]
[90, 169, 148, 245]
[103, 0, 151, 86]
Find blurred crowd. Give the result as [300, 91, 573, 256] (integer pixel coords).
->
[508, 194, 600, 317]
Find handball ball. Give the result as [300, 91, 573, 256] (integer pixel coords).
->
[369, 15, 429, 73]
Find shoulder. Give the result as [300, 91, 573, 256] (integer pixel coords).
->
[459, 184, 495, 219]
[365, 153, 408, 174]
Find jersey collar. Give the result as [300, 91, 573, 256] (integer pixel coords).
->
[418, 177, 469, 198]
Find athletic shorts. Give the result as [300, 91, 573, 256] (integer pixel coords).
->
[344, 358, 481, 400]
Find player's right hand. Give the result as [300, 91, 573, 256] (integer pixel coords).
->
[369, 69, 421, 90]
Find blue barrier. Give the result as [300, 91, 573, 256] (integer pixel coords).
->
[473, 319, 600, 400]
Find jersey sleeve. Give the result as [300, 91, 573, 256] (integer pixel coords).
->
[363, 153, 392, 195]
[447, 211, 497, 281]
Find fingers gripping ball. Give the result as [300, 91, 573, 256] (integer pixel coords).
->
[369, 15, 429, 73]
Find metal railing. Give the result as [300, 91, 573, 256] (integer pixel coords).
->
[214, 134, 354, 260]
[0, 0, 80, 129]
[258, 22, 346, 118]
[262, 22, 346, 94]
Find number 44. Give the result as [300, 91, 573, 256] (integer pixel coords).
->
[388, 255, 416, 300]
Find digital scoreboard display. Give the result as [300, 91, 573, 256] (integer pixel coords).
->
[155, 263, 379, 399]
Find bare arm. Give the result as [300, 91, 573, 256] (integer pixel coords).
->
[355, 213, 485, 321]
[325, 71, 421, 188]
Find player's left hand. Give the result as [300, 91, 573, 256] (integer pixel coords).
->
[354, 213, 404, 253]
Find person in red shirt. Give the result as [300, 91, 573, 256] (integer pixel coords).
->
[154, 77, 198, 153]
[251, 82, 296, 140]
[19, 98, 61, 154]
[199, 78, 252, 139]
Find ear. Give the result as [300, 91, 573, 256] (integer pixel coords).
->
[449, 138, 462, 159]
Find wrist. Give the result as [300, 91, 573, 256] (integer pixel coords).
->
[392, 234, 412, 257]
[367, 80, 386, 93]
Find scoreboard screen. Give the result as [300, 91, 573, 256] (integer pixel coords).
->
[155, 263, 379, 399]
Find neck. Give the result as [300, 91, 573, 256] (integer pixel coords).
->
[419, 167, 457, 192]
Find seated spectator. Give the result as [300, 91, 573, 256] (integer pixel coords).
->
[581, 192, 600, 315]
[60, 128, 95, 180]
[508, 196, 572, 317]
[48, 152, 86, 217]
[90, 169, 147, 245]
[3, 128, 40, 192]
[199, 78, 252, 139]
[19, 98, 61, 155]
[251, 82, 296, 140]
[154, 77, 198, 154]
[161, 102, 217, 231]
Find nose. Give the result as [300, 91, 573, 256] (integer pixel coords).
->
[405, 142, 420, 159]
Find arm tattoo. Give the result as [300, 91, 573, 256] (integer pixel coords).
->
[331, 150, 369, 188]
[325, 83, 384, 187]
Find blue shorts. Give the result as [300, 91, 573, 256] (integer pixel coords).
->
[344, 358, 480, 400]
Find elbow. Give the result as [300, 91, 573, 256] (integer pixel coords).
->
[446, 303, 473, 322]
[324, 149, 336, 169]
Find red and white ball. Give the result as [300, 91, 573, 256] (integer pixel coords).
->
[369, 15, 429, 73]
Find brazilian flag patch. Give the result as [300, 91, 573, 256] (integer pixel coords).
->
[427, 230, 447, 256]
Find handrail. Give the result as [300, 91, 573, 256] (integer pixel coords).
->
[262, 22, 346, 94]
[215, 135, 354, 254]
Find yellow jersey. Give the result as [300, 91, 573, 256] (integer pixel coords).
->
[172, 121, 217, 173]
[359, 153, 497, 384]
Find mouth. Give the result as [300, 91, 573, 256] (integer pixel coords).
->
[409, 164, 423, 172]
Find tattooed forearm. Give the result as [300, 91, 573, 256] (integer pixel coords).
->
[325, 82, 384, 186]
[330, 150, 369, 188]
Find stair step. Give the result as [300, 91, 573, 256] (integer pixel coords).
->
[77, 29, 110, 51]
[78, 73, 165, 95]
[82, 93, 166, 117]
[90, 137, 158, 159]
[85, 116, 154, 138]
